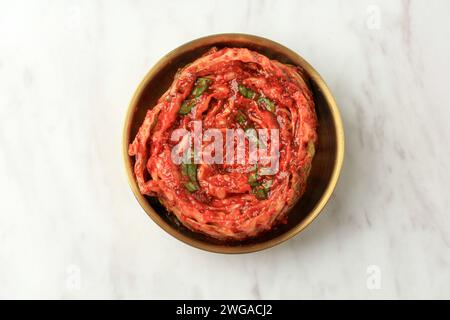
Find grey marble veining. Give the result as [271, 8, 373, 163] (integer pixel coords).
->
[1, 0, 449, 299]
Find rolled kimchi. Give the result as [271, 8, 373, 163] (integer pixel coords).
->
[129, 47, 317, 240]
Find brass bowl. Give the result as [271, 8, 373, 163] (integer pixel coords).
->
[123, 33, 344, 253]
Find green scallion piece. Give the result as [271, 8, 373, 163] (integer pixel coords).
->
[191, 77, 211, 97]
[253, 187, 268, 200]
[235, 110, 247, 126]
[258, 97, 275, 113]
[184, 181, 199, 192]
[179, 100, 196, 115]
[238, 84, 256, 99]
[181, 163, 188, 176]
[248, 172, 259, 187]
[186, 163, 197, 183]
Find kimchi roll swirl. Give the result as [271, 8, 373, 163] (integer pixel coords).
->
[129, 47, 317, 240]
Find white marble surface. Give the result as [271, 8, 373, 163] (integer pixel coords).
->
[1, 0, 450, 299]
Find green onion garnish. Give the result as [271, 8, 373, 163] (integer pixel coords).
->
[238, 84, 256, 99]
[184, 181, 199, 192]
[191, 77, 211, 97]
[258, 97, 275, 113]
[179, 100, 196, 115]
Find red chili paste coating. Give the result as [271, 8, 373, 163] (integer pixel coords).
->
[129, 47, 317, 240]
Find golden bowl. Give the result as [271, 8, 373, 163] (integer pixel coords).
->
[123, 33, 344, 253]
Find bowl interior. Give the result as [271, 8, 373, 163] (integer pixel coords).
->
[124, 34, 343, 253]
